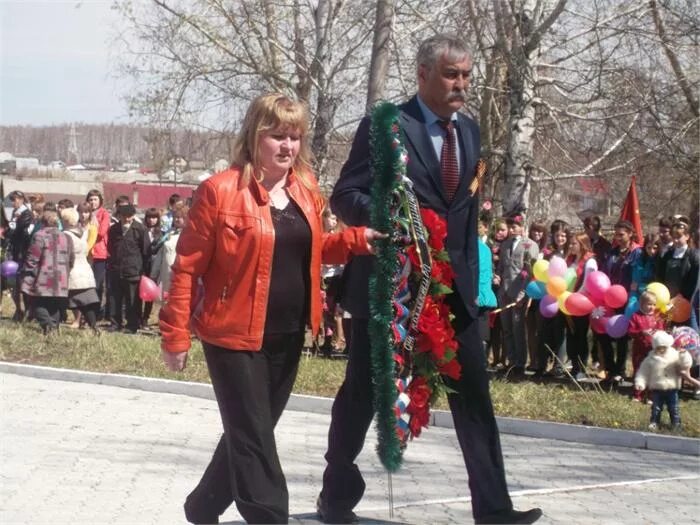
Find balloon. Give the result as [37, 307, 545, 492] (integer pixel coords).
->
[539, 294, 559, 318]
[546, 276, 568, 297]
[673, 326, 700, 365]
[646, 282, 670, 307]
[624, 296, 640, 318]
[139, 275, 161, 302]
[525, 280, 547, 300]
[606, 314, 629, 338]
[670, 295, 692, 323]
[584, 257, 598, 274]
[533, 260, 550, 282]
[585, 271, 611, 302]
[1, 260, 19, 278]
[565, 292, 595, 316]
[558, 291, 572, 315]
[604, 285, 628, 309]
[564, 268, 577, 291]
[579, 258, 597, 291]
[659, 302, 670, 314]
[590, 315, 609, 334]
[548, 256, 567, 279]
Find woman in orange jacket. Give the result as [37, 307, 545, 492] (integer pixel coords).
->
[159, 93, 383, 524]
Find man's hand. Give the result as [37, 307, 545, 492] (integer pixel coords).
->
[162, 349, 188, 372]
[364, 228, 389, 254]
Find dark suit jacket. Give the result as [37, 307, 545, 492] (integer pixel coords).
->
[331, 96, 481, 320]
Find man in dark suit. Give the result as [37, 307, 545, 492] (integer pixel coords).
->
[317, 35, 542, 525]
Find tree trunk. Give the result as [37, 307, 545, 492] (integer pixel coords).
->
[365, 0, 395, 114]
[312, 91, 337, 192]
[502, 0, 539, 215]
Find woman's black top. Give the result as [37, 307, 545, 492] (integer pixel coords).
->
[264, 200, 311, 334]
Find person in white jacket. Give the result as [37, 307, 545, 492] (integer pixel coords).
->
[61, 208, 100, 331]
[635, 330, 692, 430]
[149, 206, 188, 300]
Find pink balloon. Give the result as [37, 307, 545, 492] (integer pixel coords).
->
[539, 294, 559, 318]
[606, 314, 629, 339]
[547, 256, 567, 278]
[139, 275, 161, 302]
[565, 292, 595, 316]
[604, 284, 628, 309]
[590, 315, 609, 334]
[585, 271, 611, 302]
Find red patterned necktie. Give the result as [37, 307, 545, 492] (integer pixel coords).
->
[439, 120, 459, 201]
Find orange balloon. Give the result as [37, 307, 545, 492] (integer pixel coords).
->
[546, 276, 568, 297]
[670, 295, 691, 323]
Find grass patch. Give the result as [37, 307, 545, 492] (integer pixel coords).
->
[1, 302, 698, 438]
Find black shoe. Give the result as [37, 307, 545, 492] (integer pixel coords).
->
[475, 507, 543, 524]
[184, 500, 219, 524]
[316, 495, 358, 524]
[508, 366, 526, 378]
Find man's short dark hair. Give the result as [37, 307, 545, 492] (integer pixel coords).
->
[583, 215, 601, 232]
[58, 199, 74, 209]
[115, 195, 130, 206]
[614, 220, 634, 232]
[658, 217, 672, 229]
[168, 193, 182, 207]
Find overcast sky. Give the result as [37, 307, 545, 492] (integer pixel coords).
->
[1, 0, 127, 126]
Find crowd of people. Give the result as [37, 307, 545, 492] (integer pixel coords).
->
[477, 209, 700, 399]
[1, 189, 189, 335]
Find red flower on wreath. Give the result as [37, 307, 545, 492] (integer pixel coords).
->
[406, 377, 431, 437]
[438, 357, 461, 380]
[421, 209, 447, 252]
[431, 258, 456, 287]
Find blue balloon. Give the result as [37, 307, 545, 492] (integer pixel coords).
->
[624, 296, 640, 318]
[526, 280, 546, 300]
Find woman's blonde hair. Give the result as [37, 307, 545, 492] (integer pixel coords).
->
[232, 93, 314, 187]
[60, 207, 79, 228]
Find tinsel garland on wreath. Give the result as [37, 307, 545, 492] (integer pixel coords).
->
[368, 101, 405, 473]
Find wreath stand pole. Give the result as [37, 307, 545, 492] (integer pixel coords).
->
[388, 471, 394, 518]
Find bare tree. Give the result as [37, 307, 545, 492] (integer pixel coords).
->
[115, 0, 378, 189]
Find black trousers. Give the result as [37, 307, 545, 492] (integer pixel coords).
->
[320, 294, 513, 520]
[32, 296, 68, 333]
[107, 273, 141, 332]
[598, 333, 629, 378]
[92, 259, 107, 317]
[565, 315, 590, 375]
[186, 333, 304, 524]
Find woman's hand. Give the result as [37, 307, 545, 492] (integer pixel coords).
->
[364, 228, 389, 254]
[162, 349, 188, 372]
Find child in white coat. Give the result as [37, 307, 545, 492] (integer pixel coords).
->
[635, 331, 692, 430]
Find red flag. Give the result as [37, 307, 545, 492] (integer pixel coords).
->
[619, 175, 643, 243]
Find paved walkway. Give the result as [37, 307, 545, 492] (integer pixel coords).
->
[1, 372, 698, 524]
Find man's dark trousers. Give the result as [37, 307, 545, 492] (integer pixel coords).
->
[320, 291, 513, 519]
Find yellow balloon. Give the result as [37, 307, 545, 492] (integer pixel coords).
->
[533, 259, 549, 282]
[659, 302, 670, 314]
[546, 276, 567, 297]
[647, 282, 671, 306]
[558, 291, 572, 315]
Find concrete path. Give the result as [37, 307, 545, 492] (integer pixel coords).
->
[1, 373, 698, 524]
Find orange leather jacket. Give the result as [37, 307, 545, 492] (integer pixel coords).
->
[159, 167, 370, 353]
